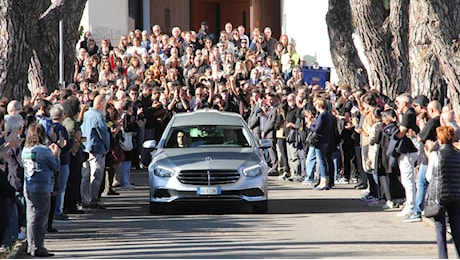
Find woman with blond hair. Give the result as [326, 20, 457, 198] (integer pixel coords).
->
[306, 97, 336, 190]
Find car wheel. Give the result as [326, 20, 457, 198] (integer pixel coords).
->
[149, 202, 166, 214]
[251, 200, 268, 213]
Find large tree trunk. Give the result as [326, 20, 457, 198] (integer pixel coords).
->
[0, 0, 36, 100]
[420, 0, 460, 113]
[326, 0, 369, 90]
[29, 0, 87, 96]
[409, 0, 447, 101]
[349, 0, 410, 99]
[0, 0, 86, 101]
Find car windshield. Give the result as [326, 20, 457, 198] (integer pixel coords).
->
[164, 125, 252, 148]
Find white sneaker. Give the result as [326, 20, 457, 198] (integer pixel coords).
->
[397, 208, 412, 217]
[382, 201, 396, 209]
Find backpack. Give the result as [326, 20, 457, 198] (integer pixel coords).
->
[119, 113, 134, 151]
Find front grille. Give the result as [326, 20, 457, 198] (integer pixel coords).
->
[177, 170, 240, 185]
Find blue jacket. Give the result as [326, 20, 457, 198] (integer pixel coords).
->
[310, 111, 335, 145]
[81, 108, 110, 154]
[22, 145, 60, 193]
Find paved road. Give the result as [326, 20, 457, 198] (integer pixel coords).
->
[18, 170, 457, 258]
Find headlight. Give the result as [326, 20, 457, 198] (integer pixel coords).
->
[242, 165, 263, 177]
[153, 165, 175, 177]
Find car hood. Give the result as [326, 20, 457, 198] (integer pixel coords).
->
[154, 148, 261, 170]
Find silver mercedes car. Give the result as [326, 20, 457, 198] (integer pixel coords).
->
[143, 110, 271, 214]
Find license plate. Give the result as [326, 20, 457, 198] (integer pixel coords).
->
[197, 186, 221, 195]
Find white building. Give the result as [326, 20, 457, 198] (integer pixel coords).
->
[80, 0, 339, 82]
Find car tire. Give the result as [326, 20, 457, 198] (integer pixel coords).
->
[251, 200, 268, 213]
[149, 202, 166, 214]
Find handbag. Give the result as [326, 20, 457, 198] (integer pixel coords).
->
[111, 143, 126, 164]
[424, 202, 443, 218]
[424, 150, 443, 218]
[120, 130, 133, 151]
[305, 130, 320, 147]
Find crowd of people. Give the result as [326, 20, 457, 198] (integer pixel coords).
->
[1, 20, 460, 257]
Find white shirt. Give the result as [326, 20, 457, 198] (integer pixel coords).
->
[425, 151, 439, 182]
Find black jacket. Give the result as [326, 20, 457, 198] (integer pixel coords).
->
[428, 144, 460, 206]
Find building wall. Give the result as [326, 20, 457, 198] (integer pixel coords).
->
[79, 0, 129, 46]
[150, 0, 190, 35]
[281, 0, 338, 83]
[78, 0, 339, 83]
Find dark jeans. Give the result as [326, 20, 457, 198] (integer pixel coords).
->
[141, 128, 155, 167]
[64, 153, 83, 211]
[25, 191, 50, 253]
[267, 138, 278, 172]
[434, 200, 460, 258]
[341, 142, 357, 180]
[277, 138, 289, 173]
[355, 146, 367, 185]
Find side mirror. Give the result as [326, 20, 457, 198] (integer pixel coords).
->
[143, 140, 157, 149]
[259, 139, 271, 149]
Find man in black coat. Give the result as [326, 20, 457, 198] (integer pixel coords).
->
[261, 94, 281, 175]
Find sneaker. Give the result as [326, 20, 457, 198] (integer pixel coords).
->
[90, 203, 107, 210]
[268, 169, 279, 176]
[382, 201, 396, 209]
[278, 172, 291, 180]
[31, 248, 54, 257]
[360, 194, 375, 202]
[368, 198, 384, 206]
[53, 213, 69, 221]
[107, 189, 120, 195]
[403, 212, 422, 222]
[337, 178, 349, 184]
[397, 208, 412, 217]
[80, 203, 90, 209]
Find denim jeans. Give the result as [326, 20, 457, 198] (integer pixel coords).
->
[315, 144, 328, 179]
[332, 149, 341, 181]
[298, 147, 307, 178]
[413, 164, 428, 214]
[54, 164, 69, 216]
[434, 200, 460, 258]
[25, 190, 50, 253]
[120, 161, 132, 187]
[305, 146, 316, 182]
[3, 198, 18, 247]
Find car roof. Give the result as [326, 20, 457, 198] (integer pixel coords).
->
[170, 110, 244, 127]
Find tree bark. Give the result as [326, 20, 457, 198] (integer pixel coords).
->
[420, 0, 460, 113]
[349, 0, 410, 99]
[326, 0, 369, 90]
[408, 0, 446, 101]
[0, 0, 86, 101]
[0, 0, 36, 100]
